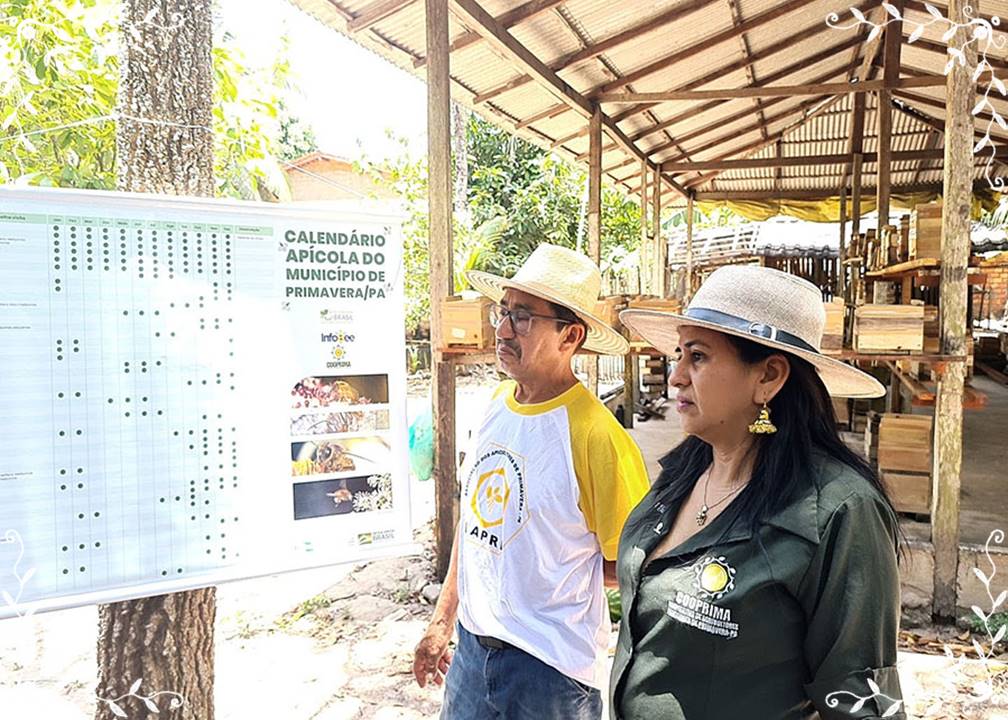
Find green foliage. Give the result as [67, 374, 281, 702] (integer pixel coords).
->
[966, 610, 1008, 639]
[0, 0, 298, 199]
[665, 205, 746, 231]
[0, 0, 119, 187]
[276, 100, 319, 162]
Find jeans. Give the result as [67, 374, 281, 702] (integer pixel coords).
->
[441, 623, 603, 720]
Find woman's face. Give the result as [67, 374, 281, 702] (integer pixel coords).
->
[668, 325, 787, 447]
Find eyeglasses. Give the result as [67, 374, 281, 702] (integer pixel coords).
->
[488, 303, 575, 336]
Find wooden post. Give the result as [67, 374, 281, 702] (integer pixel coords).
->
[653, 164, 664, 297]
[685, 192, 695, 302]
[838, 187, 847, 297]
[426, 0, 457, 580]
[932, 0, 973, 619]
[876, 0, 903, 230]
[640, 158, 649, 294]
[587, 107, 602, 398]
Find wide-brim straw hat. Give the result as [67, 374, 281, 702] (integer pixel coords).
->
[620, 265, 885, 398]
[466, 243, 629, 355]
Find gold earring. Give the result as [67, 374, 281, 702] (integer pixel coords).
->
[748, 401, 777, 435]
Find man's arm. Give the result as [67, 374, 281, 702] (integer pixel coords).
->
[603, 559, 618, 589]
[413, 527, 461, 687]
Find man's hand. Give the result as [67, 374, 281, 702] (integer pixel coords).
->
[413, 622, 454, 687]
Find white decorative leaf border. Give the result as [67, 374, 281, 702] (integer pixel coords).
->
[827, 3, 1008, 190]
[822, 528, 1006, 715]
[2, 528, 187, 716]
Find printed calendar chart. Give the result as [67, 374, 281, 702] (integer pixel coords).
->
[0, 187, 412, 618]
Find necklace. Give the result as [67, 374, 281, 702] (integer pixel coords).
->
[696, 467, 747, 526]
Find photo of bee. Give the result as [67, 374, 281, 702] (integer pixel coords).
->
[290, 374, 389, 409]
[290, 409, 390, 436]
[290, 436, 391, 478]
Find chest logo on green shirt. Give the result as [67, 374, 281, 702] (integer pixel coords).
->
[692, 556, 736, 600]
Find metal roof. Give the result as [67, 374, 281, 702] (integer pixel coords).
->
[284, 0, 1008, 207]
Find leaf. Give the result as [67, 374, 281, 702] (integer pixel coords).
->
[882, 700, 904, 717]
[883, 3, 901, 19]
[129, 678, 142, 694]
[144, 697, 160, 713]
[107, 701, 128, 718]
[868, 25, 882, 42]
[973, 63, 985, 82]
[972, 638, 987, 658]
[945, 57, 957, 75]
[943, 24, 958, 42]
[925, 3, 944, 19]
[143, 7, 158, 23]
[995, 77, 1007, 96]
[20, 567, 34, 586]
[1, 590, 15, 607]
[909, 25, 925, 43]
[995, 590, 1007, 609]
[974, 567, 990, 586]
[867, 678, 881, 694]
[850, 697, 867, 712]
[851, 6, 866, 22]
[973, 99, 987, 115]
[994, 624, 1007, 644]
[972, 604, 987, 622]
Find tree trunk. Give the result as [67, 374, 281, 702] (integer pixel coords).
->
[450, 101, 469, 221]
[97, 2, 216, 718]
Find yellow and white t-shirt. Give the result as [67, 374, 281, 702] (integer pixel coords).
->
[456, 380, 649, 688]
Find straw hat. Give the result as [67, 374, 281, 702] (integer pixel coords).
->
[466, 243, 629, 355]
[619, 265, 885, 398]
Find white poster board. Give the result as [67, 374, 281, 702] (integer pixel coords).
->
[0, 187, 414, 618]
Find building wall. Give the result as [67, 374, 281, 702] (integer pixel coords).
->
[980, 253, 1008, 320]
[284, 157, 398, 201]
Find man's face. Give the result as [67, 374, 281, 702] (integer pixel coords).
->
[494, 288, 580, 383]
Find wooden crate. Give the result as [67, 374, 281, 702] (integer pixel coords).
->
[594, 295, 626, 328]
[909, 201, 942, 260]
[440, 296, 493, 348]
[822, 300, 845, 355]
[922, 304, 939, 354]
[854, 304, 925, 353]
[878, 413, 932, 474]
[883, 471, 932, 515]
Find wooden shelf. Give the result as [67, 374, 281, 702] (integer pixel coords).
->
[886, 361, 987, 410]
[832, 350, 967, 365]
[865, 257, 986, 284]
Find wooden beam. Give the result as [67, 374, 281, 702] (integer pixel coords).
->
[414, 0, 565, 68]
[653, 164, 665, 297]
[685, 192, 695, 302]
[876, 0, 905, 229]
[725, 0, 770, 141]
[348, 0, 417, 33]
[933, 0, 972, 620]
[693, 181, 951, 201]
[662, 148, 954, 172]
[838, 187, 848, 294]
[426, 0, 456, 581]
[599, 0, 810, 93]
[587, 108, 602, 397]
[640, 158, 650, 294]
[596, 76, 943, 103]
[852, 153, 864, 241]
[892, 94, 1008, 147]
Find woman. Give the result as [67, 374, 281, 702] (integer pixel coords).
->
[611, 265, 904, 720]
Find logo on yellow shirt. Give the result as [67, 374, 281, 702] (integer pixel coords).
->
[462, 444, 527, 553]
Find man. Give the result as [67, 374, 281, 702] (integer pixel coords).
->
[413, 243, 650, 719]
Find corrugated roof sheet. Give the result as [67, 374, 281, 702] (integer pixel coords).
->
[284, 0, 1008, 205]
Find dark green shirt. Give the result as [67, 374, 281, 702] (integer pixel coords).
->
[611, 454, 904, 720]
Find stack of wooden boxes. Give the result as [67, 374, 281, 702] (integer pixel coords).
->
[877, 413, 933, 515]
[853, 304, 925, 353]
[594, 295, 627, 330]
[440, 295, 494, 348]
[908, 201, 943, 260]
[822, 300, 845, 356]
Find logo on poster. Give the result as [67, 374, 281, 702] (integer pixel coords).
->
[323, 329, 356, 368]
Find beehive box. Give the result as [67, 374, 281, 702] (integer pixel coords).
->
[878, 413, 932, 474]
[909, 201, 942, 260]
[822, 300, 845, 355]
[440, 295, 493, 348]
[863, 411, 881, 464]
[594, 295, 627, 328]
[854, 304, 925, 353]
[882, 471, 932, 515]
[923, 305, 940, 354]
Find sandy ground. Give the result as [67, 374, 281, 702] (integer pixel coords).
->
[2, 372, 1007, 718]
